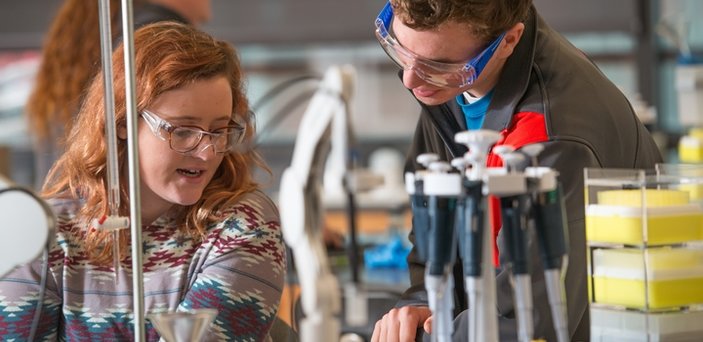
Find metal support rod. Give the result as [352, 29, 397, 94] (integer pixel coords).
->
[97, 0, 119, 217]
[500, 195, 533, 342]
[458, 180, 488, 342]
[97, 0, 125, 278]
[635, 0, 660, 123]
[346, 192, 360, 283]
[477, 201, 498, 342]
[119, 0, 145, 341]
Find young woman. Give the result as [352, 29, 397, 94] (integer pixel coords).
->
[1, 22, 285, 341]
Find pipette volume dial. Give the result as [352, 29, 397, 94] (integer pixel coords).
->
[451, 157, 469, 172]
[417, 153, 440, 169]
[501, 153, 526, 173]
[428, 161, 452, 173]
[454, 130, 502, 180]
[521, 144, 544, 167]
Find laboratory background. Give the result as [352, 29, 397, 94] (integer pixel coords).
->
[1, 0, 703, 341]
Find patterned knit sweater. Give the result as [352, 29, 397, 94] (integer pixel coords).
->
[0, 190, 285, 341]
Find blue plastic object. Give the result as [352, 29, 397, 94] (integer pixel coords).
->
[678, 54, 703, 65]
[364, 235, 411, 270]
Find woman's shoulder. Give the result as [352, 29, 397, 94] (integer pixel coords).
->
[46, 196, 80, 214]
[206, 190, 284, 257]
[219, 190, 279, 223]
[45, 196, 82, 226]
[207, 190, 281, 237]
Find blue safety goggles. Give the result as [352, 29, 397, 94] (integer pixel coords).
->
[374, 1, 505, 88]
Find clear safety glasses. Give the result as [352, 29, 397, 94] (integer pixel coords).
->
[374, 1, 505, 88]
[140, 110, 246, 155]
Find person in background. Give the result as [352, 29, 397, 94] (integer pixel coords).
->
[25, 0, 211, 189]
[135, 0, 211, 27]
[370, 0, 662, 341]
[0, 22, 285, 341]
[25, 0, 121, 189]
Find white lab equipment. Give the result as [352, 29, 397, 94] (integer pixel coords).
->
[453, 130, 502, 342]
[485, 142, 570, 342]
[95, 0, 130, 273]
[96, 0, 148, 340]
[279, 65, 356, 342]
[354, 147, 408, 210]
[491, 147, 536, 342]
[409, 129, 570, 342]
[585, 167, 703, 341]
[0, 174, 54, 279]
[422, 159, 461, 342]
[148, 309, 217, 342]
[489, 145, 570, 342]
[676, 64, 703, 127]
[657, 16, 703, 128]
[0, 174, 55, 342]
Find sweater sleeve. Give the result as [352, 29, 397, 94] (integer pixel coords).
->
[0, 255, 62, 340]
[178, 192, 286, 341]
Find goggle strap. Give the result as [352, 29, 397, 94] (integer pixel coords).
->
[378, 2, 393, 28]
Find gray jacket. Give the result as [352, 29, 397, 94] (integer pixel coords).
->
[400, 6, 662, 342]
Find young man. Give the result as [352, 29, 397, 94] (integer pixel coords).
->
[370, 1, 662, 341]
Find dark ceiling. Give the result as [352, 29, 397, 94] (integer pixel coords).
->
[0, 0, 640, 50]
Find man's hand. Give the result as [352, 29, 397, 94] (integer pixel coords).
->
[371, 306, 433, 342]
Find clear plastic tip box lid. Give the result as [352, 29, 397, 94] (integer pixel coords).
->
[584, 167, 703, 246]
